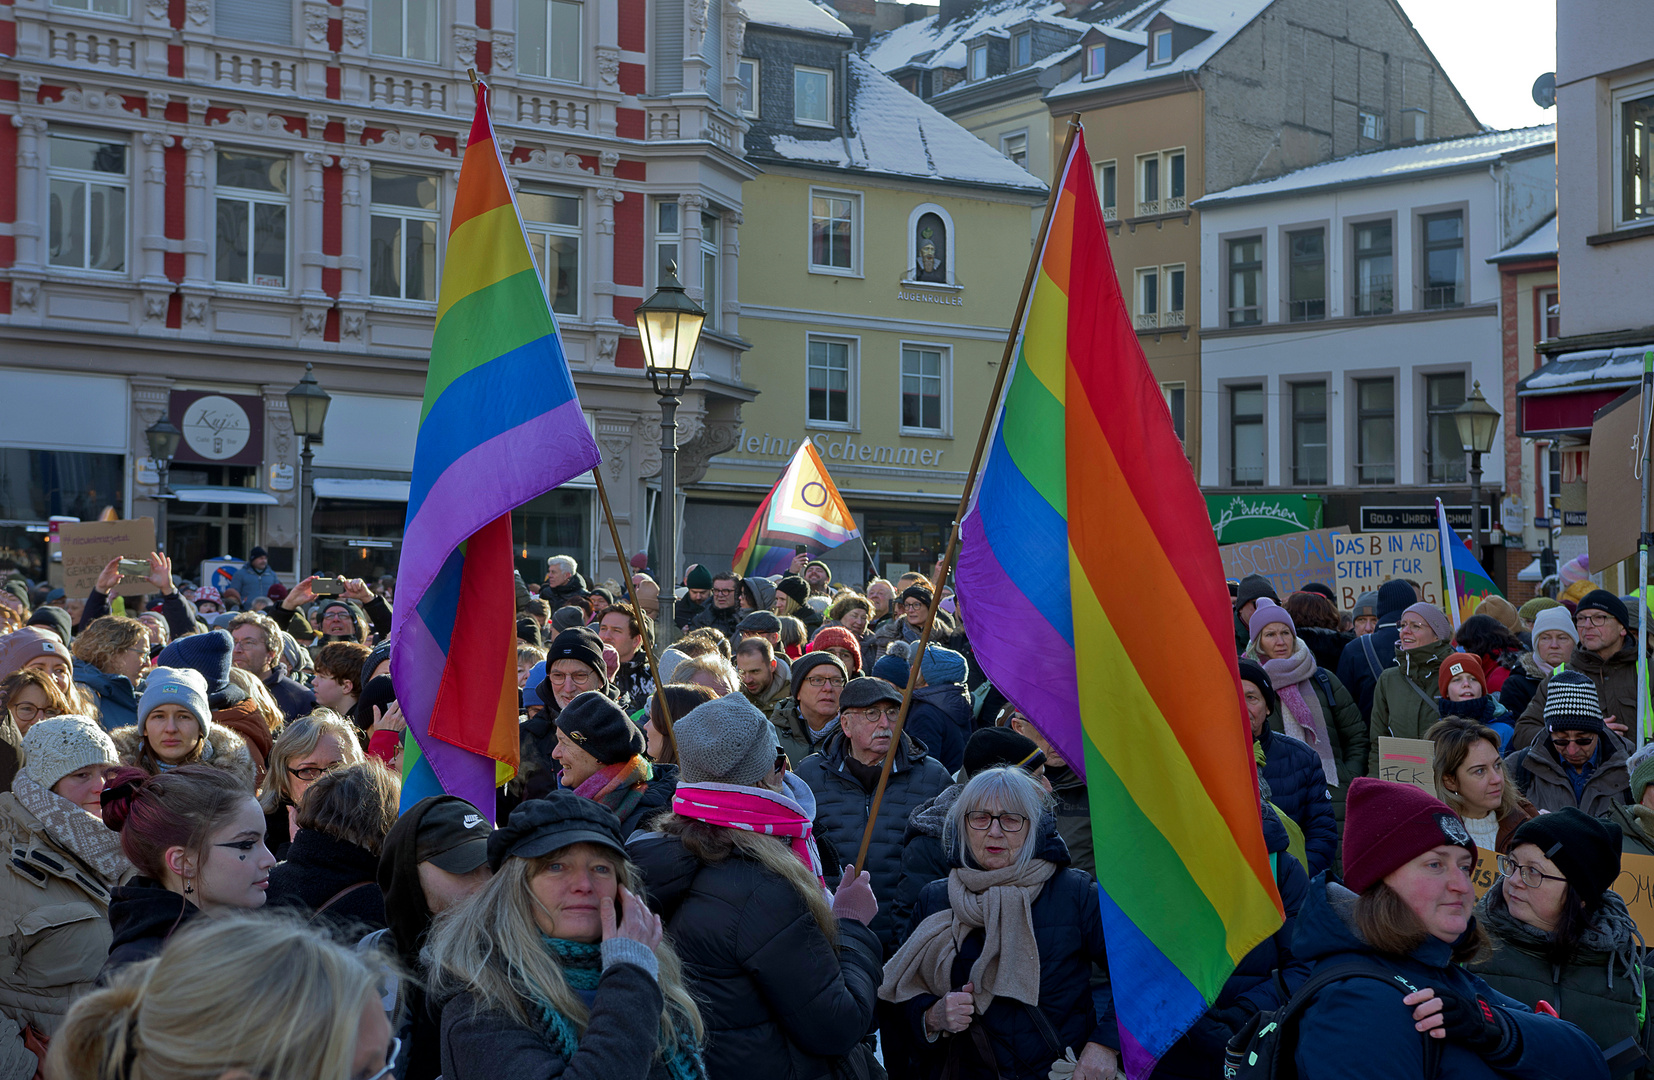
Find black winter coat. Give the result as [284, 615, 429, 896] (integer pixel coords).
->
[1334, 580, 1417, 720]
[1255, 725, 1337, 878]
[265, 828, 386, 933]
[1299, 626, 1354, 674]
[627, 831, 883, 1080]
[690, 603, 743, 641]
[904, 683, 970, 774]
[99, 878, 201, 982]
[262, 668, 317, 722]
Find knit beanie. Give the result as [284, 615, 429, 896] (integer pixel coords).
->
[674, 694, 778, 786]
[360, 641, 393, 693]
[810, 627, 862, 673]
[1438, 653, 1486, 697]
[1509, 808, 1623, 904]
[963, 727, 1045, 778]
[155, 629, 235, 696]
[1234, 574, 1279, 609]
[1475, 596, 1523, 637]
[1576, 590, 1631, 631]
[1531, 606, 1579, 647]
[684, 564, 714, 591]
[918, 643, 968, 685]
[20, 715, 118, 791]
[1543, 670, 1606, 735]
[1247, 598, 1296, 642]
[1632, 751, 1654, 803]
[555, 691, 645, 766]
[545, 627, 607, 686]
[1402, 602, 1453, 643]
[1518, 597, 1561, 624]
[2, 580, 29, 611]
[1341, 777, 1475, 894]
[1353, 592, 1378, 619]
[24, 608, 70, 646]
[872, 651, 911, 687]
[193, 585, 222, 607]
[790, 652, 846, 699]
[775, 575, 810, 606]
[1236, 659, 1278, 715]
[899, 584, 933, 609]
[0, 627, 72, 682]
[516, 615, 545, 648]
[136, 667, 212, 735]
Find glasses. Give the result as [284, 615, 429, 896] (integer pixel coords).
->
[356, 1036, 401, 1080]
[1398, 619, 1431, 632]
[712, 588, 737, 596]
[804, 675, 846, 689]
[846, 706, 901, 723]
[288, 760, 344, 782]
[1496, 854, 1570, 890]
[1576, 614, 1616, 628]
[965, 811, 1027, 833]
[549, 671, 593, 684]
[1551, 736, 1597, 750]
[902, 601, 928, 612]
[8, 703, 57, 722]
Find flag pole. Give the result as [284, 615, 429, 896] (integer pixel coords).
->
[591, 465, 673, 728]
[850, 115, 1083, 875]
[1637, 350, 1652, 749]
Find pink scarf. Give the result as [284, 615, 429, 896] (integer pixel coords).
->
[672, 781, 826, 887]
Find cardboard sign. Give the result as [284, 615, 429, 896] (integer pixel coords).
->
[1377, 737, 1437, 795]
[1588, 388, 1651, 570]
[1471, 848, 1499, 898]
[1334, 531, 1443, 611]
[1611, 852, 1654, 940]
[56, 518, 156, 599]
[1218, 528, 1341, 600]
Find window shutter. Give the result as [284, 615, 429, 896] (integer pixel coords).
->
[655, 0, 683, 93]
[216, 0, 293, 44]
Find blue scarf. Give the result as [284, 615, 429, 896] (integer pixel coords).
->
[530, 936, 705, 1080]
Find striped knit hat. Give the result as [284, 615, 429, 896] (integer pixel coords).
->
[1543, 670, 1605, 736]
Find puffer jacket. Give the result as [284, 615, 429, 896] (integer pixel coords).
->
[1291, 874, 1608, 1080]
[72, 660, 138, 732]
[265, 828, 386, 933]
[1473, 884, 1654, 1073]
[111, 723, 257, 791]
[1514, 639, 1642, 753]
[794, 729, 952, 955]
[627, 829, 882, 1080]
[262, 668, 316, 722]
[1263, 666, 1366, 821]
[1506, 734, 1632, 817]
[900, 824, 1117, 1080]
[0, 793, 123, 1070]
[1367, 638, 1456, 773]
[1256, 725, 1337, 878]
[1604, 801, 1654, 856]
[904, 682, 969, 775]
[691, 601, 743, 640]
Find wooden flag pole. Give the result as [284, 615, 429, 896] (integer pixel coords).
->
[849, 116, 1083, 876]
[591, 465, 674, 729]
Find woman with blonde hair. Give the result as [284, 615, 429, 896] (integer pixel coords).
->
[260, 711, 363, 858]
[50, 912, 395, 1080]
[425, 793, 706, 1080]
[668, 653, 740, 697]
[70, 617, 150, 730]
[1428, 716, 1534, 854]
[227, 665, 285, 739]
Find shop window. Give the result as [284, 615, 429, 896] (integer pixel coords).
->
[0, 449, 126, 581]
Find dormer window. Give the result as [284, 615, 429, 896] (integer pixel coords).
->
[1085, 43, 1105, 79]
[794, 66, 832, 127]
[969, 44, 988, 81]
[1013, 31, 1031, 68]
[1151, 29, 1173, 65]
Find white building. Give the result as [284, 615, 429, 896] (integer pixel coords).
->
[1192, 128, 1554, 563]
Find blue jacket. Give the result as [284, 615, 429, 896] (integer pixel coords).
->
[904, 682, 970, 774]
[1256, 725, 1338, 878]
[1335, 581, 1417, 720]
[74, 659, 138, 731]
[225, 563, 281, 602]
[1290, 874, 1609, 1080]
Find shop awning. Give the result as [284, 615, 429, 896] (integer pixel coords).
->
[1517, 343, 1650, 437]
[313, 478, 411, 503]
[168, 486, 279, 506]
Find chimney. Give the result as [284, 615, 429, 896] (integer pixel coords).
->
[1059, 0, 1091, 14]
[938, 0, 979, 25]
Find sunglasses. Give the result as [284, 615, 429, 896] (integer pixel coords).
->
[1550, 736, 1598, 750]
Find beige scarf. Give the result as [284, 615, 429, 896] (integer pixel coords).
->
[12, 769, 132, 883]
[880, 859, 1056, 1012]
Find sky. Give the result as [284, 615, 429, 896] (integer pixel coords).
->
[1386, 0, 1554, 130]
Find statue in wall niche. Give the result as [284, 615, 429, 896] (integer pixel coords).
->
[912, 217, 948, 283]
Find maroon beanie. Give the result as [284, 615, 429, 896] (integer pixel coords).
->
[1341, 777, 1476, 894]
[1438, 652, 1486, 697]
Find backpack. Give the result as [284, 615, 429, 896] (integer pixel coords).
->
[1222, 960, 1443, 1080]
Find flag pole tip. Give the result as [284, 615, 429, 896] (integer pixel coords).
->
[467, 67, 480, 89]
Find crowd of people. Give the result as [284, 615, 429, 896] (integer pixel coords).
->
[0, 545, 1643, 1079]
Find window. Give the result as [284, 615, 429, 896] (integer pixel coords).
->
[1421, 211, 1464, 309]
[1619, 90, 1654, 225]
[1163, 263, 1185, 325]
[1135, 264, 1183, 328]
[1097, 161, 1116, 221]
[969, 45, 987, 81]
[216, 0, 292, 43]
[737, 58, 759, 118]
[520, 189, 581, 318]
[654, 200, 679, 286]
[1230, 385, 1264, 486]
[807, 337, 854, 426]
[1134, 268, 1159, 329]
[1151, 29, 1172, 65]
[810, 191, 856, 273]
[1425, 372, 1467, 484]
[214, 150, 288, 289]
[794, 66, 831, 126]
[521, 0, 581, 81]
[1539, 286, 1560, 341]
[1359, 109, 1385, 142]
[371, 0, 437, 61]
[1085, 44, 1106, 79]
[1352, 220, 1393, 316]
[48, 133, 127, 274]
[1287, 228, 1325, 321]
[1162, 383, 1186, 443]
[1356, 378, 1395, 484]
[911, 210, 948, 284]
[369, 169, 439, 301]
[50, 0, 125, 13]
[1001, 131, 1027, 169]
[1291, 383, 1328, 485]
[1166, 151, 1185, 211]
[1012, 31, 1031, 68]
[1137, 154, 1159, 215]
[1227, 236, 1262, 327]
[900, 346, 946, 432]
[701, 211, 720, 332]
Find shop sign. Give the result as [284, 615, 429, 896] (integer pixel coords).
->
[1206, 493, 1323, 544]
[896, 289, 964, 307]
[268, 463, 295, 492]
[1359, 505, 1491, 532]
[168, 391, 264, 467]
[1562, 510, 1587, 527]
[730, 429, 953, 469]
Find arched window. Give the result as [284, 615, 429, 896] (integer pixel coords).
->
[909, 206, 953, 285]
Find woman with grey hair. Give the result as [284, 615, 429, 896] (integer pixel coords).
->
[880, 766, 1119, 1080]
[259, 711, 363, 859]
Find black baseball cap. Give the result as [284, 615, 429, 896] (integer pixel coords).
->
[486, 791, 627, 871]
[415, 798, 493, 874]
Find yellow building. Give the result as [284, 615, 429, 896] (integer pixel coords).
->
[684, 0, 1046, 580]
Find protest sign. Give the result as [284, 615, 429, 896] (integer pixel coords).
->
[1334, 531, 1443, 610]
[1612, 852, 1654, 940]
[57, 518, 156, 598]
[1376, 737, 1436, 795]
[1470, 849, 1499, 898]
[1218, 528, 1340, 600]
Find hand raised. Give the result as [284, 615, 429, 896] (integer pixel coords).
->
[600, 885, 663, 950]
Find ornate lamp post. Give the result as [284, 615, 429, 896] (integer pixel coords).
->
[144, 416, 182, 558]
[284, 364, 332, 581]
[1453, 380, 1502, 564]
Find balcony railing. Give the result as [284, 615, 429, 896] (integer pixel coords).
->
[516, 94, 592, 130]
[1421, 284, 1462, 310]
[369, 74, 449, 111]
[1137, 199, 1160, 216]
[1161, 308, 1185, 327]
[1165, 195, 1186, 212]
[1135, 312, 1158, 329]
[1101, 205, 1117, 222]
[214, 52, 298, 92]
[48, 27, 137, 70]
[1287, 298, 1325, 322]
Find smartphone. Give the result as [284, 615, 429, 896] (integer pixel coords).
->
[117, 558, 149, 577]
[795, 545, 809, 556]
[311, 576, 345, 597]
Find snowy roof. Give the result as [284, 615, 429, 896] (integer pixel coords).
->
[1488, 213, 1557, 263]
[1517, 345, 1651, 395]
[1193, 127, 1556, 207]
[866, 0, 1090, 74]
[1044, 0, 1275, 101]
[759, 53, 1048, 192]
[739, 0, 852, 37]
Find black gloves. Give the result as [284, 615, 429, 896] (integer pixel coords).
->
[1432, 987, 1518, 1061]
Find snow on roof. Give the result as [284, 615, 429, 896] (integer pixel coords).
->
[1488, 213, 1557, 263]
[762, 54, 1048, 191]
[1044, 0, 1274, 101]
[1194, 126, 1557, 207]
[739, 0, 852, 37]
[1517, 345, 1651, 394]
[866, 0, 1090, 74]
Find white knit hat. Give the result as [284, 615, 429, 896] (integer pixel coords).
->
[21, 715, 118, 790]
[1532, 605, 1580, 646]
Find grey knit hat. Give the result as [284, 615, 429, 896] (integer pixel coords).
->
[674, 694, 779, 787]
[136, 667, 212, 736]
[1403, 602, 1453, 643]
[21, 715, 118, 791]
[1532, 605, 1579, 646]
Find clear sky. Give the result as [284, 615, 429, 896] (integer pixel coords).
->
[1395, 0, 1557, 131]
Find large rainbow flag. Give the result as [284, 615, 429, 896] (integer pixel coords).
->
[1436, 497, 1501, 628]
[389, 80, 601, 819]
[955, 131, 1282, 1077]
[731, 441, 859, 577]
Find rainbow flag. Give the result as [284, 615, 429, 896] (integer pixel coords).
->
[389, 81, 601, 819]
[731, 441, 859, 577]
[955, 131, 1282, 1077]
[1436, 498, 1501, 628]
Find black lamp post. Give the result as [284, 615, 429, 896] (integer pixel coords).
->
[284, 364, 332, 581]
[144, 416, 182, 558]
[633, 262, 705, 648]
[1453, 380, 1502, 564]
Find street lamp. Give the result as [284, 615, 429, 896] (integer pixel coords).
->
[633, 262, 706, 648]
[1454, 380, 1502, 564]
[144, 416, 182, 559]
[284, 363, 332, 581]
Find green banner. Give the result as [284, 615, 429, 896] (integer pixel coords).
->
[1207, 493, 1324, 544]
